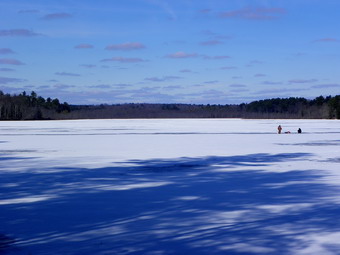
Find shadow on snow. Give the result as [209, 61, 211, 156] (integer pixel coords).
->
[1, 152, 340, 254]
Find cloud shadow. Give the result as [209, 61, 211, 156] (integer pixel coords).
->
[1, 153, 340, 254]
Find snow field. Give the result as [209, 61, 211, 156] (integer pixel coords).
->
[1, 119, 340, 254]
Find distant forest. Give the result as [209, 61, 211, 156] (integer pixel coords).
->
[0, 90, 340, 120]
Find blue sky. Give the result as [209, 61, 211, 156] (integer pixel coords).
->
[1, 0, 340, 104]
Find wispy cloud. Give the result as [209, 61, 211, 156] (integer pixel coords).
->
[165, 52, 198, 59]
[200, 40, 223, 46]
[220, 7, 286, 20]
[0, 58, 25, 65]
[42, 13, 73, 20]
[201, 30, 232, 40]
[53, 83, 75, 89]
[164, 85, 182, 90]
[199, 9, 212, 14]
[37, 85, 50, 89]
[80, 64, 96, 68]
[262, 81, 282, 85]
[101, 57, 146, 63]
[201, 89, 227, 98]
[18, 9, 40, 14]
[0, 48, 15, 54]
[254, 73, 266, 77]
[203, 55, 231, 60]
[254, 88, 306, 95]
[288, 79, 318, 84]
[112, 83, 132, 88]
[165, 52, 230, 60]
[229, 84, 247, 88]
[145, 76, 181, 82]
[311, 84, 340, 89]
[293, 52, 307, 57]
[0, 76, 26, 84]
[246, 60, 263, 67]
[0, 29, 41, 37]
[89, 84, 113, 89]
[146, 0, 177, 20]
[0, 68, 15, 72]
[75, 44, 94, 49]
[179, 69, 192, 73]
[221, 66, 237, 70]
[204, 80, 219, 84]
[105, 42, 146, 51]
[313, 38, 339, 43]
[55, 72, 81, 77]
[230, 88, 249, 93]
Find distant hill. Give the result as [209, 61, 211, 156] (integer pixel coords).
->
[1, 90, 339, 120]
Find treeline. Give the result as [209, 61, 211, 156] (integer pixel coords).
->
[0, 91, 70, 120]
[241, 96, 340, 119]
[67, 95, 340, 119]
[67, 103, 243, 119]
[0, 90, 340, 120]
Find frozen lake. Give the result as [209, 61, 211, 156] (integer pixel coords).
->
[1, 119, 340, 254]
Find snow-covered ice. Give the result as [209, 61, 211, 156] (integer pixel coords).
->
[1, 119, 340, 254]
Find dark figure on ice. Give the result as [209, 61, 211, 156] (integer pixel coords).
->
[298, 128, 302, 134]
[277, 125, 282, 134]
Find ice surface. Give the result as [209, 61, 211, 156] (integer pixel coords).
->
[1, 119, 340, 254]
